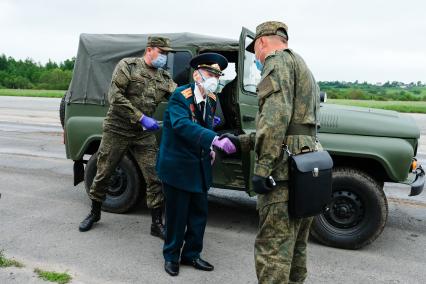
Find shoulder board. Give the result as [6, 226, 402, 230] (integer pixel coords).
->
[181, 87, 193, 99]
[208, 93, 216, 101]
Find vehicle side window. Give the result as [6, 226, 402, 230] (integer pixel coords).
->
[243, 37, 261, 94]
[167, 51, 192, 86]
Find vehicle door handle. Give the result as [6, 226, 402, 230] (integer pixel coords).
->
[242, 115, 255, 122]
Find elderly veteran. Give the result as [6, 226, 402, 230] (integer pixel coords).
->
[156, 53, 237, 276]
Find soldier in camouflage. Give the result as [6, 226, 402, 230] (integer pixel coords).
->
[78, 36, 177, 240]
[223, 21, 321, 283]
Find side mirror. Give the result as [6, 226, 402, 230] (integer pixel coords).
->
[320, 91, 327, 103]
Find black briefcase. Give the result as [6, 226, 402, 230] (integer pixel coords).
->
[288, 150, 333, 218]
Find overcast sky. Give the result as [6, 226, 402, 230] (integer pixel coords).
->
[1, 0, 425, 82]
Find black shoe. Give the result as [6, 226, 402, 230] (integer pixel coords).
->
[181, 257, 214, 271]
[151, 223, 166, 240]
[79, 200, 101, 232]
[164, 261, 179, 276]
[150, 207, 165, 240]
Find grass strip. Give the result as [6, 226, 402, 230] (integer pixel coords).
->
[0, 89, 64, 98]
[328, 99, 426, 113]
[0, 250, 24, 268]
[34, 268, 72, 284]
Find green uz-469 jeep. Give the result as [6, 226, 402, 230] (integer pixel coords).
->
[61, 29, 424, 250]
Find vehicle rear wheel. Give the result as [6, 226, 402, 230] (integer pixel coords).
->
[311, 167, 388, 249]
[59, 92, 66, 129]
[84, 152, 141, 213]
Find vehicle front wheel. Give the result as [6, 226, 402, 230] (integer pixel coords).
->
[310, 167, 388, 249]
[84, 153, 141, 213]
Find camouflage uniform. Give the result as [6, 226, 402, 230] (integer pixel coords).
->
[241, 21, 321, 284]
[89, 40, 177, 209]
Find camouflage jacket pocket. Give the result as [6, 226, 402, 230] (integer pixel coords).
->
[257, 70, 280, 103]
[157, 82, 169, 91]
[127, 76, 146, 95]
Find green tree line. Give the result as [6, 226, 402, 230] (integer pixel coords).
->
[1, 54, 426, 100]
[0, 54, 75, 90]
[319, 81, 426, 101]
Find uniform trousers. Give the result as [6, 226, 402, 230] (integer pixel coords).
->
[255, 183, 313, 284]
[163, 183, 208, 263]
[89, 131, 163, 209]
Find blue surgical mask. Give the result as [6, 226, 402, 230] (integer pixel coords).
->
[255, 58, 263, 71]
[151, 53, 167, 69]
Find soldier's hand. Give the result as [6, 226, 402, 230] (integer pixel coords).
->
[140, 115, 159, 131]
[252, 175, 275, 194]
[219, 133, 241, 154]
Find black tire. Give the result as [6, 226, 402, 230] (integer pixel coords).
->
[59, 93, 66, 129]
[84, 152, 141, 213]
[311, 167, 388, 249]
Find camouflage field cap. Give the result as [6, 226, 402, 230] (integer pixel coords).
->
[147, 36, 174, 52]
[246, 21, 289, 53]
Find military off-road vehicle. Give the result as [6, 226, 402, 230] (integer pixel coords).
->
[61, 29, 424, 250]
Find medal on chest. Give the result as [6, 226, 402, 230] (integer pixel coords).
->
[189, 103, 198, 123]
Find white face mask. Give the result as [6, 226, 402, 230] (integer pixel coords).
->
[198, 71, 218, 94]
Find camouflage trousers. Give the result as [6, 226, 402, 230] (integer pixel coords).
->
[89, 131, 163, 209]
[255, 183, 313, 284]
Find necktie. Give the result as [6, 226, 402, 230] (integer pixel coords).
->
[199, 101, 205, 120]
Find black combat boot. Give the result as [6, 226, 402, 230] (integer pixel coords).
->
[151, 207, 166, 240]
[79, 200, 102, 232]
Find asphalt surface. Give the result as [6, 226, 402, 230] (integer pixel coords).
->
[0, 96, 425, 284]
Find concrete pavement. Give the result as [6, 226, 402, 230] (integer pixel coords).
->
[0, 96, 425, 283]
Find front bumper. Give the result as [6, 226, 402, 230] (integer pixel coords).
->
[409, 165, 425, 196]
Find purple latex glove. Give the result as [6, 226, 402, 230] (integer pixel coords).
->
[140, 115, 159, 131]
[212, 137, 236, 154]
[213, 116, 221, 127]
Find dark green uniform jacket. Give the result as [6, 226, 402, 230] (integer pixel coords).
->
[156, 84, 218, 192]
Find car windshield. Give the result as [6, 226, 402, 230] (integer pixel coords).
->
[243, 37, 261, 94]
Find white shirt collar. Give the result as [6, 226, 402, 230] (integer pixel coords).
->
[194, 84, 206, 105]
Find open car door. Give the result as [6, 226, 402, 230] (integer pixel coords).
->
[238, 27, 261, 196]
